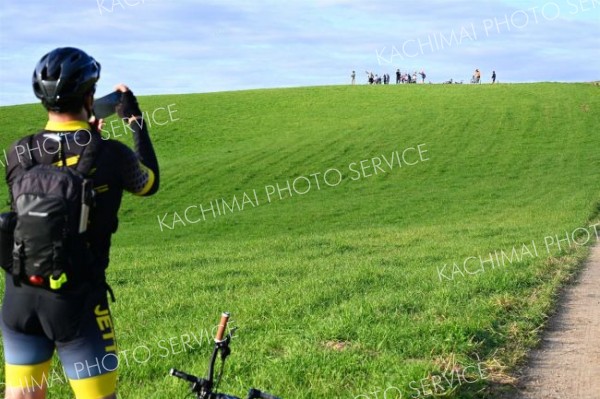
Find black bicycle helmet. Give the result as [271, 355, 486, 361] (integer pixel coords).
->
[32, 47, 101, 112]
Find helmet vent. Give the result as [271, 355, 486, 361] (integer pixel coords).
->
[41, 66, 49, 80]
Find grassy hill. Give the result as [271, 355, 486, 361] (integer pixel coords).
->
[1, 83, 599, 398]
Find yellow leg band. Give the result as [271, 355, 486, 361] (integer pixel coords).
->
[69, 371, 117, 399]
[5, 360, 52, 389]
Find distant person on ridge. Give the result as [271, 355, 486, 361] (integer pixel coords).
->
[351, 70, 356, 85]
[474, 69, 481, 84]
[396, 69, 401, 84]
[1, 47, 160, 399]
[492, 70, 497, 84]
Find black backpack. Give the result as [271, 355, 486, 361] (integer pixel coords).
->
[2, 132, 101, 291]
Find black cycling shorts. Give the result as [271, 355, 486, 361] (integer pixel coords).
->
[1, 274, 117, 398]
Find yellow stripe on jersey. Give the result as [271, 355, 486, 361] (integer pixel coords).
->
[69, 371, 117, 399]
[95, 184, 110, 193]
[5, 360, 51, 388]
[53, 155, 80, 167]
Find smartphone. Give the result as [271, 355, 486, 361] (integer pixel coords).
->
[93, 91, 122, 119]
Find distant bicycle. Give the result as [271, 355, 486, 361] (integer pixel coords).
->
[170, 312, 281, 399]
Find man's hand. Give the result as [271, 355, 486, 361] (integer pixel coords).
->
[115, 83, 143, 123]
[114, 83, 130, 93]
[89, 116, 105, 132]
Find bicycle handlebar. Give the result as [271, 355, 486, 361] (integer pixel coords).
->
[247, 388, 282, 399]
[213, 394, 241, 399]
[170, 312, 281, 399]
[169, 368, 200, 383]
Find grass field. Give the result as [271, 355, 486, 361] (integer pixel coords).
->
[1, 83, 599, 398]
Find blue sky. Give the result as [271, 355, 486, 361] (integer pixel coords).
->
[0, 0, 598, 106]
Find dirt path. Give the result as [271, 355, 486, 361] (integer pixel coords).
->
[515, 243, 600, 398]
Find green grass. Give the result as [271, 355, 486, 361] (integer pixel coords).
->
[1, 83, 599, 398]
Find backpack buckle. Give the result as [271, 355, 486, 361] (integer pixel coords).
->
[49, 273, 68, 290]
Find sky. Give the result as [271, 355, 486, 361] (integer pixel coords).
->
[0, 0, 598, 106]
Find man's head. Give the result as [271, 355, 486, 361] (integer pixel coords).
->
[32, 47, 100, 115]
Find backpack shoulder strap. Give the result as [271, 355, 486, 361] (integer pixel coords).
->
[75, 131, 102, 175]
[13, 134, 36, 170]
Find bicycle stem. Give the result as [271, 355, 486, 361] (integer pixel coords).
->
[207, 313, 232, 389]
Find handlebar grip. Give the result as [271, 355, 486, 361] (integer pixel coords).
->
[247, 388, 282, 399]
[169, 368, 199, 383]
[215, 312, 230, 342]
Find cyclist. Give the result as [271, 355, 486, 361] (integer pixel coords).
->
[1, 47, 159, 399]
